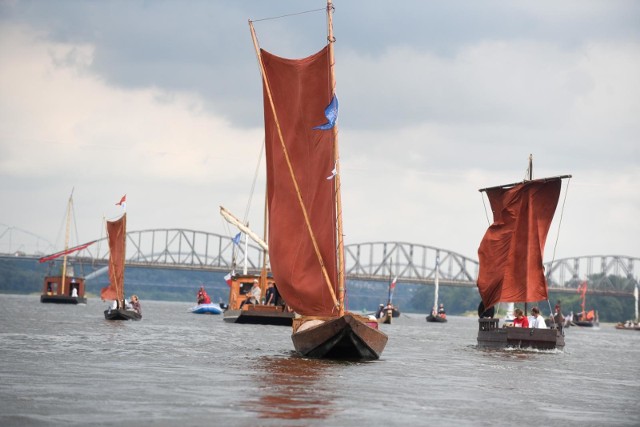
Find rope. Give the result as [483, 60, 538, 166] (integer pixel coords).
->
[250, 7, 325, 23]
[481, 192, 491, 226]
[548, 177, 571, 274]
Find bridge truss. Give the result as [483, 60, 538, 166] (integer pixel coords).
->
[10, 228, 639, 296]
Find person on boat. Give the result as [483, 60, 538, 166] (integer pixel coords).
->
[71, 285, 78, 298]
[130, 294, 141, 315]
[512, 308, 529, 327]
[196, 286, 211, 305]
[477, 301, 495, 318]
[376, 304, 385, 318]
[240, 279, 261, 308]
[265, 282, 276, 305]
[437, 303, 446, 319]
[530, 307, 548, 328]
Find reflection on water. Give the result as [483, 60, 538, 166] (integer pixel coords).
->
[247, 355, 336, 420]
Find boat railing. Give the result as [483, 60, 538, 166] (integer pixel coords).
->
[478, 318, 500, 331]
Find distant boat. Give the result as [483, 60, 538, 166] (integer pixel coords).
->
[218, 207, 294, 326]
[248, 1, 387, 360]
[615, 285, 639, 330]
[572, 281, 599, 327]
[39, 190, 96, 304]
[426, 256, 447, 323]
[475, 155, 570, 350]
[101, 211, 141, 321]
[377, 272, 400, 324]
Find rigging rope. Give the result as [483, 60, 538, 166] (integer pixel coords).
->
[250, 7, 325, 23]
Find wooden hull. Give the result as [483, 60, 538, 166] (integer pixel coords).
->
[378, 313, 392, 324]
[477, 318, 564, 350]
[292, 313, 388, 360]
[572, 320, 598, 327]
[426, 314, 447, 323]
[104, 308, 141, 321]
[615, 325, 640, 331]
[40, 295, 87, 304]
[223, 305, 294, 326]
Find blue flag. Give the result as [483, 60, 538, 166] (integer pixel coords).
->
[232, 232, 241, 246]
[313, 95, 339, 130]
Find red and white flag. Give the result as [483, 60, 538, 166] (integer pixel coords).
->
[224, 271, 233, 287]
[390, 276, 398, 290]
[116, 194, 127, 211]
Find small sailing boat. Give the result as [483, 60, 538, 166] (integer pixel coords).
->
[248, 1, 387, 359]
[476, 155, 570, 350]
[101, 209, 141, 321]
[219, 207, 294, 325]
[426, 257, 447, 323]
[572, 281, 599, 327]
[377, 273, 400, 324]
[39, 190, 96, 304]
[615, 285, 639, 330]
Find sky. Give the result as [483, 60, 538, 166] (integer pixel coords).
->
[0, 0, 639, 263]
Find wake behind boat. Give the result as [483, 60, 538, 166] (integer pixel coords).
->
[248, 1, 387, 360]
[475, 156, 570, 350]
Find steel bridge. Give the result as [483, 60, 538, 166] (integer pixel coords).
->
[8, 228, 640, 297]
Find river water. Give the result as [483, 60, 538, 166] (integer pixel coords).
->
[0, 294, 637, 427]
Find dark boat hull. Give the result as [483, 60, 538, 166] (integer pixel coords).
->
[104, 308, 141, 321]
[292, 313, 388, 360]
[477, 318, 564, 350]
[426, 314, 447, 323]
[572, 320, 597, 327]
[223, 306, 294, 326]
[40, 295, 87, 304]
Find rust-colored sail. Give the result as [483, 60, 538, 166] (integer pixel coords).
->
[100, 214, 127, 302]
[261, 46, 338, 316]
[477, 179, 561, 309]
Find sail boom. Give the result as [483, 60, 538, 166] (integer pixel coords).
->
[219, 206, 268, 251]
[478, 174, 572, 193]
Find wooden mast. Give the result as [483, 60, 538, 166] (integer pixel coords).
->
[248, 19, 340, 311]
[60, 189, 74, 295]
[326, 0, 345, 317]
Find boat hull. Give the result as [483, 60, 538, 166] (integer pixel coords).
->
[223, 306, 294, 326]
[572, 320, 598, 327]
[190, 303, 223, 315]
[40, 295, 87, 304]
[104, 308, 141, 321]
[477, 318, 564, 350]
[292, 313, 388, 360]
[426, 314, 447, 323]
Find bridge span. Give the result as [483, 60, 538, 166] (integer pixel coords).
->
[4, 228, 639, 297]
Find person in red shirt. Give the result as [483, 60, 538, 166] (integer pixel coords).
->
[512, 308, 529, 328]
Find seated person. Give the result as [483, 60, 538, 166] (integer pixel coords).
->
[437, 303, 446, 318]
[512, 308, 529, 328]
[240, 280, 261, 308]
[529, 306, 548, 328]
[129, 295, 141, 315]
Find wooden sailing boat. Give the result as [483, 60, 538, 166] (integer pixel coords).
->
[101, 212, 141, 321]
[426, 256, 447, 323]
[615, 285, 639, 330]
[249, 1, 388, 359]
[219, 206, 294, 325]
[476, 155, 570, 350]
[39, 190, 96, 304]
[377, 273, 400, 324]
[572, 281, 599, 327]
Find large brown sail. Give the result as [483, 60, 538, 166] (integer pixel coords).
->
[100, 214, 127, 302]
[261, 46, 339, 316]
[477, 179, 561, 309]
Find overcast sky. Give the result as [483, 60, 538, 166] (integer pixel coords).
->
[1, 0, 638, 263]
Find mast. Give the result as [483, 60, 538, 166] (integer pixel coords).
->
[60, 189, 74, 295]
[326, 0, 345, 316]
[433, 255, 440, 314]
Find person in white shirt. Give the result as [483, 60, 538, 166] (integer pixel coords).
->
[530, 306, 548, 328]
